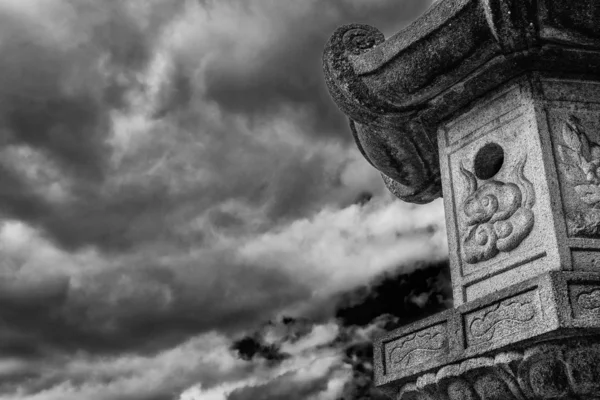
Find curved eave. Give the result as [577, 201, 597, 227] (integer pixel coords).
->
[348, 0, 600, 114]
[352, 0, 474, 75]
[323, 0, 600, 204]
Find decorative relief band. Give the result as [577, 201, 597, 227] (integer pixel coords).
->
[398, 340, 600, 400]
[569, 284, 600, 319]
[460, 155, 536, 264]
[385, 324, 447, 372]
[578, 289, 600, 310]
[558, 116, 600, 238]
[464, 290, 538, 347]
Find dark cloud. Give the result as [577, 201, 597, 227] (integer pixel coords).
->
[0, 1, 449, 399]
[335, 260, 452, 328]
[0, 162, 178, 253]
[0, 1, 166, 180]
[0, 199, 446, 368]
[4, 92, 109, 181]
[202, 0, 435, 138]
[326, 261, 452, 400]
[232, 336, 289, 363]
[231, 316, 319, 363]
[223, 261, 452, 400]
[328, 261, 453, 400]
[0, 1, 184, 251]
[0, 254, 312, 359]
[354, 191, 374, 206]
[0, 0, 396, 255]
[339, 341, 389, 400]
[0, 163, 53, 225]
[227, 369, 333, 400]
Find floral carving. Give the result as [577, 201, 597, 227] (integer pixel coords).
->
[558, 116, 600, 237]
[459, 155, 535, 264]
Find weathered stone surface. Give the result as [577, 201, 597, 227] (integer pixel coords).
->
[386, 324, 447, 371]
[323, 0, 600, 396]
[374, 271, 600, 388]
[458, 152, 535, 265]
[323, 0, 600, 204]
[437, 74, 600, 306]
[463, 289, 539, 347]
[545, 89, 600, 242]
[374, 311, 459, 386]
[395, 337, 600, 400]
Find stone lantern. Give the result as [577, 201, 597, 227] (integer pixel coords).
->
[323, 1, 600, 398]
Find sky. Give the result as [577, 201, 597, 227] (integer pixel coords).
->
[0, 1, 452, 399]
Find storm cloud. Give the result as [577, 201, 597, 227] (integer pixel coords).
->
[0, 0, 446, 399]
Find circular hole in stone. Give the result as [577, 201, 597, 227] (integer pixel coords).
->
[473, 142, 504, 180]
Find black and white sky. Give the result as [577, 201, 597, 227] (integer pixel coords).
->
[0, 1, 452, 399]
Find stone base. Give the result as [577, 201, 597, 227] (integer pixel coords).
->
[397, 336, 600, 400]
[374, 271, 600, 396]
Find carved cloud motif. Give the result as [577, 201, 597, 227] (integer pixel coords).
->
[460, 155, 536, 264]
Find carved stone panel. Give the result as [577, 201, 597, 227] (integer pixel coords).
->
[459, 155, 535, 265]
[437, 82, 567, 305]
[571, 250, 600, 272]
[555, 114, 600, 238]
[569, 284, 600, 319]
[463, 289, 540, 348]
[445, 99, 547, 282]
[384, 323, 448, 375]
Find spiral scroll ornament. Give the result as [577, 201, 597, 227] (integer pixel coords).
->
[342, 26, 384, 55]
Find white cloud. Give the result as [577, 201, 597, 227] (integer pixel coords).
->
[0, 1, 445, 399]
[0, 333, 245, 400]
[184, 350, 345, 400]
[238, 198, 447, 317]
[280, 323, 340, 356]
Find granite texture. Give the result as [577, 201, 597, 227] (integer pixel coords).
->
[374, 271, 600, 390]
[323, 0, 600, 204]
[438, 74, 600, 306]
[376, 73, 600, 393]
[323, 0, 600, 395]
[440, 77, 549, 305]
[396, 337, 600, 399]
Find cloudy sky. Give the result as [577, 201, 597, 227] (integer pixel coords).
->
[0, 1, 452, 399]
